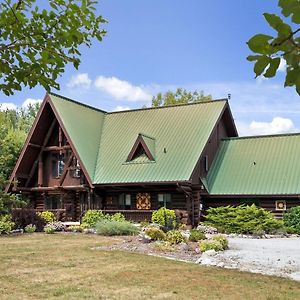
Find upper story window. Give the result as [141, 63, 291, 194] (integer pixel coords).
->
[158, 193, 171, 209]
[70, 158, 81, 178]
[52, 153, 65, 178]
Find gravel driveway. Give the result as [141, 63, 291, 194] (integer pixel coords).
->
[200, 238, 300, 281]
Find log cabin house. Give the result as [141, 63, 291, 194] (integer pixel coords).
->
[6, 93, 300, 226]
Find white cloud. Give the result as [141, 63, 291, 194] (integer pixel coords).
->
[94, 76, 152, 102]
[67, 73, 92, 89]
[113, 105, 131, 112]
[237, 117, 297, 136]
[0, 103, 17, 111]
[22, 98, 42, 108]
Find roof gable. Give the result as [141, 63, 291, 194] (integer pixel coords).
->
[127, 134, 155, 163]
[207, 134, 300, 195]
[49, 93, 105, 182]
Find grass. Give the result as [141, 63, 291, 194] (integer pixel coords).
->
[0, 234, 299, 299]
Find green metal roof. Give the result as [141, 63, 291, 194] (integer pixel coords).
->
[49, 93, 227, 184]
[207, 134, 300, 195]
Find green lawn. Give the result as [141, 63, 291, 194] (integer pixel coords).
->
[0, 234, 299, 300]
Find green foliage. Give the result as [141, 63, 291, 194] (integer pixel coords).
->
[145, 228, 166, 241]
[96, 219, 139, 236]
[199, 240, 223, 252]
[283, 206, 300, 234]
[0, 0, 106, 95]
[110, 212, 125, 222]
[151, 208, 177, 231]
[152, 88, 212, 107]
[153, 241, 175, 252]
[204, 205, 284, 234]
[68, 225, 83, 233]
[38, 211, 56, 224]
[0, 215, 14, 234]
[247, 1, 300, 95]
[44, 225, 55, 234]
[81, 210, 105, 228]
[24, 224, 36, 233]
[212, 235, 228, 250]
[166, 230, 186, 244]
[188, 229, 206, 242]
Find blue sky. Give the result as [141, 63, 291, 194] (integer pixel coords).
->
[1, 0, 300, 136]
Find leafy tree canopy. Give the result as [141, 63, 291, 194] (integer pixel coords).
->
[247, 0, 300, 95]
[151, 88, 212, 107]
[0, 0, 106, 95]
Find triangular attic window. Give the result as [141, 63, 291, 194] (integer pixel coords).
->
[127, 134, 155, 163]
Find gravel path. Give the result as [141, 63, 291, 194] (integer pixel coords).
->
[200, 238, 300, 281]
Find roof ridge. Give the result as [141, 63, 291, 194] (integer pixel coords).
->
[49, 92, 107, 114]
[107, 98, 228, 114]
[223, 132, 300, 141]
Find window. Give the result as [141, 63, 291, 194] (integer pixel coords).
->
[119, 194, 131, 210]
[158, 193, 171, 209]
[70, 158, 81, 178]
[44, 195, 62, 209]
[52, 154, 65, 178]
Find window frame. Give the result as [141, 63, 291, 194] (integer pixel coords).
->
[158, 193, 171, 209]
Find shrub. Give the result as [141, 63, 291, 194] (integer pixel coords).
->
[96, 219, 139, 236]
[24, 224, 36, 233]
[199, 240, 223, 252]
[69, 225, 83, 233]
[110, 212, 125, 222]
[0, 215, 14, 234]
[204, 205, 284, 234]
[12, 209, 45, 231]
[153, 241, 175, 252]
[283, 206, 300, 234]
[151, 208, 177, 231]
[212, 235, 228, 250]
[145, 228, 166, 241]
[189, 229, 206, 242]
[44, 225, 55, 234]
[48, 221, 65, 232]
[38, 211, 56, 224]
[166, 230, 186, 244]
[81, 210, 105, 228]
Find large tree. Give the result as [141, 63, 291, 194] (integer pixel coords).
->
[0, 0, 106, 95]
[152, 88, 212, 107]
[247, 0, 300, 95]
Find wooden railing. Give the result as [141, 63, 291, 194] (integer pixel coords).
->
[103, 210, 154, 222]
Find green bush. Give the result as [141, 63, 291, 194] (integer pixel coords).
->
[110, 212, 125, 222]
[0, 215, 14, 234]
[69, 225, 83, 233]
[96, 219, 139, 236]
[24, 224, 36, 233]
[151, 208, 177, 231]
[153, 241, 175, 252]
[38, 211, 56, 224]
[189, 229, 206, 242]
[212, 235, 228, 250]
[283, 206, 300, 234]
[81, 210, 105, 228]
[199, 240, 223, 252]
[145, 228, 166, 241]
[44, 225, 55, 234]
[166, 230, 186, 244]
[204, 205, 284, 234]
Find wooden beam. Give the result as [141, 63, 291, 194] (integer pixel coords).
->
[43, 145, 71, 151]
[59, 154, 74, 186]
[28, 143, 42, 149]
[25, 119, 57, 187]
